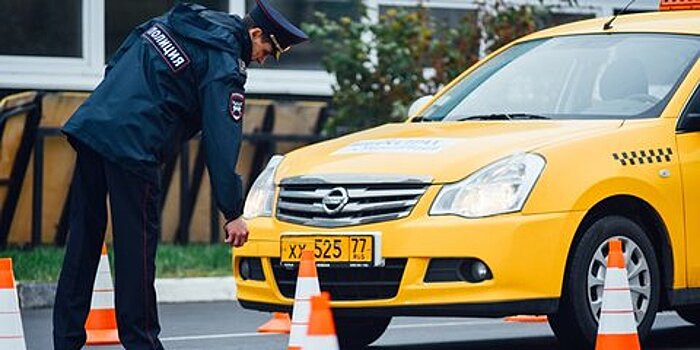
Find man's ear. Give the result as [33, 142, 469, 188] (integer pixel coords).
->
[248, 27, 263, 39]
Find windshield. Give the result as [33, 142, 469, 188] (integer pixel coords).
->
[421, 34, 700, 121]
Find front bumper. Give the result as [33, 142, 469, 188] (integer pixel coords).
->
[234, 208, 585, 317]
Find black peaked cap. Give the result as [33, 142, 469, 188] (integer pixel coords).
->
[249, 0, 309, 50]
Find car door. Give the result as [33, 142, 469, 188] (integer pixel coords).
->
[676, 83, 700, 287]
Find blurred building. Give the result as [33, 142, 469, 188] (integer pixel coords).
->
[0, 0, 660, 99]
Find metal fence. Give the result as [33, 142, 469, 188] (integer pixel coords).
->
[0, 92, 328, 248]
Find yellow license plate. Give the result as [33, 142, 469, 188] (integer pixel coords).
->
[280, 235, 374, 266]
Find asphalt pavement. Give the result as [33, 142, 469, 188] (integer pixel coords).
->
[23, 302, 700, 350]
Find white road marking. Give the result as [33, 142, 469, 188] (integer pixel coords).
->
[160, 312, 683, 342]
[389, 320, 506, 330]
[160, 319, 505, 342]
[162, 332, 276, 342]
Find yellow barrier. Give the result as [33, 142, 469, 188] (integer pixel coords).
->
[0, 92, 39, 245]
[3, 92, 82, 244]
[273, 101, 325, 155]
[0, 93, 36, 204]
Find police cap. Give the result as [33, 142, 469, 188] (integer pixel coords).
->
[249, 0, 309, 59]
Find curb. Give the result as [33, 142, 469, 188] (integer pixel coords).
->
[18, 277, 237, 309]
[156, 277, 237, 304]
[18, 282, 57, 309]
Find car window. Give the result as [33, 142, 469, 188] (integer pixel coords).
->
[421, 34, 700, 121]
[685, 85, 700, 115]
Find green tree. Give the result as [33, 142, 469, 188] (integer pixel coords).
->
[304, 0, 575, 135]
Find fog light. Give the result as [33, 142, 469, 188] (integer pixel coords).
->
[459, 259, 493, 283]
[471, 262, 490, 281]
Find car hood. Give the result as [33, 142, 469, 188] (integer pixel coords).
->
[276, 120, 624, 184]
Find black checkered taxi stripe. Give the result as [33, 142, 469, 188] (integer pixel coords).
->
[612, 148, 673, 166]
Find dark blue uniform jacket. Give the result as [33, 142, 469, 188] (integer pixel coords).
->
[63, 4, 251, 221]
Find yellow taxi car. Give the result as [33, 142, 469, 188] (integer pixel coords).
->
[235, 2, 700, 348]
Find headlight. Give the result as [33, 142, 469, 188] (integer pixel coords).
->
[430, 153, 546, 218]
[243, 155, 284, 219]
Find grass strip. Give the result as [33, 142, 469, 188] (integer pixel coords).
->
[0, 244, 233, 283]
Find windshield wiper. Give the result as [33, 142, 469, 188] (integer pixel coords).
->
[454, 113, 551, 121]
[509, 113, 551, 120]
[411, 116, 438, 123]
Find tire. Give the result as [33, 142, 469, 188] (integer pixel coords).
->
[335, 316, 391, 349]
[676, 306, 700, 326]
[549, 215, 661, 349]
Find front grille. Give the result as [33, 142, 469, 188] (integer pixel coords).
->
[276, 175, 431, 227]
[271, 258, 407, 301]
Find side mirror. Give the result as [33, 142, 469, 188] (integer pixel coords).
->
[678, 112, 700, 133]
[408, 95, 434, 118]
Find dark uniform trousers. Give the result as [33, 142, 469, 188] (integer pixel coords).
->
[54, 139, 164, 350]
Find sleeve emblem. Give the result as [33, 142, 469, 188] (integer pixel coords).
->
[229, 93, 245, 121]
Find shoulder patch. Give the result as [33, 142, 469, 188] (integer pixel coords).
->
[229, 93, 245, 121]
[142, 24, 191, 73]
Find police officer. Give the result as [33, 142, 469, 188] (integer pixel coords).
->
[53, 1, 308, 349]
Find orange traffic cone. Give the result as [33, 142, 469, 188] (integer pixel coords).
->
[257, 312, 291, 333]
[287, 250, 321, 350]
[504, 315, 548, 323]
[85, 244, 120, 345]
[305, 292, 339, 350]
[0, 258, 26, 350]
[595, 239, 641, 350]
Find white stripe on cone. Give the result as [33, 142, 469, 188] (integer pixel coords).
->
[295, 278, 320, 297]
[0, 312, 23, 336]
[603, 269, 629, 289]
[91, 253, 115, 310]
[94, 271, 113, 290]
[0, 338, 26, 350]
[91, 290, 115, 310]
[304, 336, 340, 350]
[97, 254, 111, 273]
[0, 291, 19, 313]
[599, 312, 638, 334]
[598, 268, 637, 335]
[288, 276, 320, 349]
[0, 286, 26, 350]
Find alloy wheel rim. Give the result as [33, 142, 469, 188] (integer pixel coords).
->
[587, 236, 651, 324]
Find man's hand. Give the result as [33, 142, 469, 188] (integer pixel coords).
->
[224, 217, 249, 247]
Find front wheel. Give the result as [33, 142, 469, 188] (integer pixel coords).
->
[549, 215, 660, 349]
[335, 316, 391, 349]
